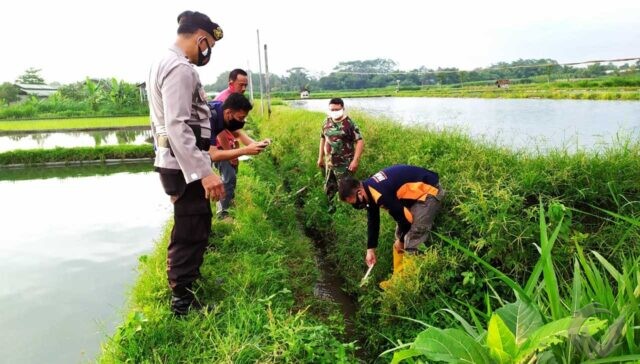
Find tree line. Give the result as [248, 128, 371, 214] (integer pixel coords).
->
[2, 57, 638, 117]
[205, 58, 640, 93]
[0, 68, 146, 119]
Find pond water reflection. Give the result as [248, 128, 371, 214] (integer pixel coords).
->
[0, 163, 171, 363]
[0, 128, 152, 152]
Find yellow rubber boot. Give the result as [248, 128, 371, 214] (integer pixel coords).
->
[393, 247, 405, 274]
[380, 245, 404, 290]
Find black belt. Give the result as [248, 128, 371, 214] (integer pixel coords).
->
[157, 121, 211, 152]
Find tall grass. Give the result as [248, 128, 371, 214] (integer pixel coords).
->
[388, 204, 640, 363]
[256, 105, 640, 357]
[0, 145, 154, 165]
[99, 162, 355, 362]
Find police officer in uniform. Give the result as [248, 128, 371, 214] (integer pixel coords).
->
[148, 10, 225, 315]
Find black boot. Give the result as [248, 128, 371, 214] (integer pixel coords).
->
[171, 286, 201, 316]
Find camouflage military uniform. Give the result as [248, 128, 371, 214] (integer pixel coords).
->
[321, 116, 363, 200]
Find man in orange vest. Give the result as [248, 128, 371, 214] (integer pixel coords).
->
[338, 165, 445, 288]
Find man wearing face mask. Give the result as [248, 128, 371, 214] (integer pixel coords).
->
[208, 93, 271, 174]
[337, 165, 445, 289]
[317, 98, 364, 213]
[211, 69, 249, 220]
[148, 10, 225, 315]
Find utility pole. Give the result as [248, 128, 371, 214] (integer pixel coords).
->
[256, 29, 264, 116]
[247, 60, 254, 101]
[264, 44, 271, 119]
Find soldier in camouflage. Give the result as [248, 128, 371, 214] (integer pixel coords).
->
[317, 98, 365, 211]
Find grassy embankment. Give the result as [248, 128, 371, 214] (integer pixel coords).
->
[0, 116, 153, 166]
[99, 159, 357, 362]
[276, 76, 640, 101]
[0, 116, 148, 133]
[0, 161, 152, 181]
[0, 145, 153, 166]
[257, 106, 640, 360]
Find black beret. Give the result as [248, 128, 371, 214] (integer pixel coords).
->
[177, 11, 223, 41]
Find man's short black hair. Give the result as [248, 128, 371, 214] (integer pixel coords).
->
[338, 176, 361, 201]
[222, 93, 253, 112]
[229, 69, 248, 82]
[329, 97, 344, 107]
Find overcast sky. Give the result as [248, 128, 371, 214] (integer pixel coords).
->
[1, 0, 638, 85]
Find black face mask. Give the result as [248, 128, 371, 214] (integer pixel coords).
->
[352, 193, 368, 210]
[227, 119, 245, 131]
[196, 37, 211, 67]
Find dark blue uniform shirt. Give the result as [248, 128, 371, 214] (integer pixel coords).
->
[362, 165, 439, 249]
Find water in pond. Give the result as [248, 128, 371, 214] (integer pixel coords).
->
[291, 97, 640, 151]
[0, 128, 152, 153]
[0, 163, 171, 363]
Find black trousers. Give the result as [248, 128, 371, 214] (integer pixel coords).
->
[165, 177, 212, 296]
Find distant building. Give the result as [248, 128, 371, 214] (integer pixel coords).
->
[300, 90, 310, 99]
[15, 83, 58, 100]
[495, 79, 510, 89]
[136, 82, 147, 103]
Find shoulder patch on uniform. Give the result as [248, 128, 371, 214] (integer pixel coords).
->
[372, 171, 387, 183]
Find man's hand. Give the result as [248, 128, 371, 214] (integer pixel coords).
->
[348, 159, 359, 172]
[365, 248, 377, 268]
[201, 174, 225, 201]
[242, 141, 268, 155]
[317, 157, 325, 169]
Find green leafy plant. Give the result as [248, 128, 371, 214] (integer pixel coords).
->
[387, 203, 640, 363]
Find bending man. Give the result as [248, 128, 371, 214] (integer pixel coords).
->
[338, 165, 445, 288]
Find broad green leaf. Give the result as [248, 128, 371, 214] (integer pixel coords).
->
[390, 349, 424, 364]
[516, 316, 607, 362]
[412, 327, 492, 363]
[515, 317, 572, 362]
[495, 300, 543, 346]
[487, 314, 516, 358]
[489, 348, 513, 364]
[440, 308, 480, 338]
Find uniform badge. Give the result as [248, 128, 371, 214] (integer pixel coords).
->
[372, 171, 387, 183]
[213, 27, 223, 40]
